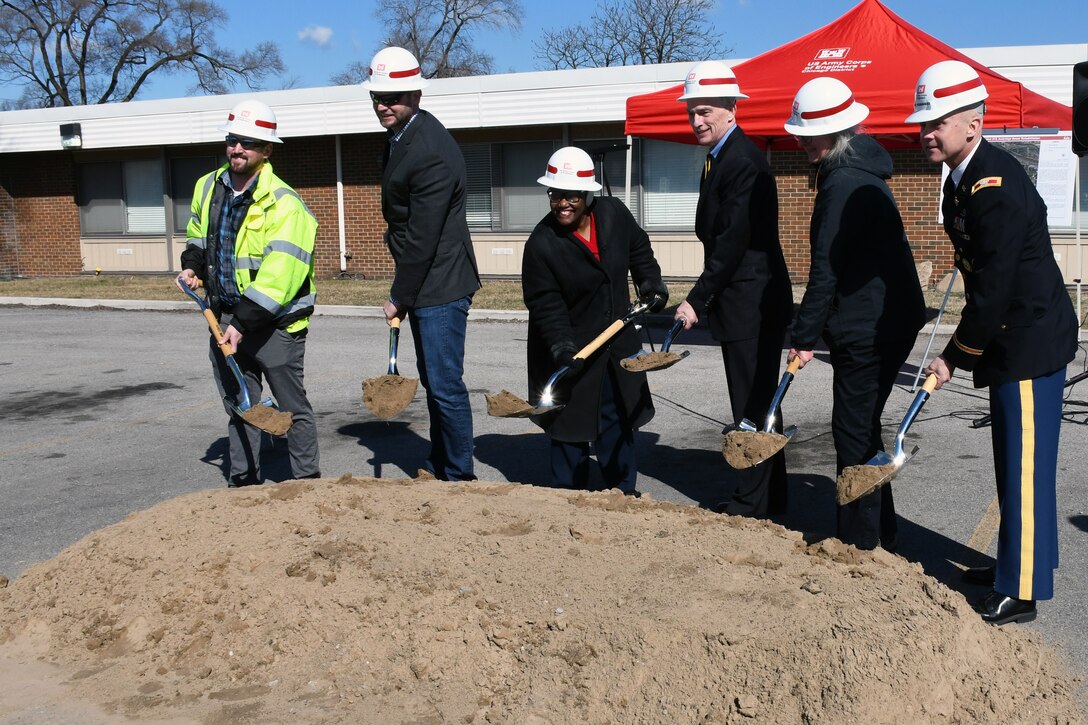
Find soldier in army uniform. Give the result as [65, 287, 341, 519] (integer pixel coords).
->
[907, 60, 1077, 625]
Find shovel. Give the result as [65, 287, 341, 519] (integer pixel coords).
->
[721, 357, 801, 469]
[836, 373, 938, 505]
[485, 300, 651, 418]
[620, 317, 691, 372]
[362, 317, 419, 419]
[177, 278, 294, 436]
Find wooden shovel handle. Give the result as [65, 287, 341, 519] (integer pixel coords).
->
[390, 317, 401, 330]
[191, 278, 237, 356]
[575, 319, 626, 360]
[202, 308, 236, 357]
[786, 356, 801, 375]
[922, 373, 938, 394]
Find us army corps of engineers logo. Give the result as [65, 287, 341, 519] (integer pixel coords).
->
[803, 48, 873, 74]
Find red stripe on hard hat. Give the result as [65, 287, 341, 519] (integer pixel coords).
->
[547, 165, 558, 174]
[698, 78, 736, 86]
[933, 76, 983, 98]
[576, 169, 594, 177]
[226, 113, 276, 130]
[389, 67, 421, 79]
[801, 95, 855, 120]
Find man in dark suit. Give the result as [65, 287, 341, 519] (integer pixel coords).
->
[364, 46, 481, 481]
[673, 60, 794, 519]
[908, 60, 1077, 624]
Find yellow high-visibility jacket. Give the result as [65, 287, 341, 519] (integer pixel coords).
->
[183, 161, 317, 333]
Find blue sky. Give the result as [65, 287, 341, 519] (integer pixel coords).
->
[62, 0, 1088, 101]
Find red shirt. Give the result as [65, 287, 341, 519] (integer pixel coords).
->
[572, 213, 598, 260]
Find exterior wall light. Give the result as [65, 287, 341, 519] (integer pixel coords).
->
[59, 122, 82, 149]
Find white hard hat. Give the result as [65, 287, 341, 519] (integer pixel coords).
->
[222, 99, 282, 143]
[905, 60, 988, 123]
[677, 60, 748, 101]
[361, 46, 429, 92]
[536, 147, 602, 192]
[784, 77, 869, 136]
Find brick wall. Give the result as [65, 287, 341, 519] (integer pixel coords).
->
[0, 152, 82, 276]
[772, 148, 954, 284]
[0, 133, 956, 284]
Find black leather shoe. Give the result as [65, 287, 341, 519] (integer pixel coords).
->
[962, 565, 996, 586]
[228, 474, 261, 488]
[972, 590, 1036, 625]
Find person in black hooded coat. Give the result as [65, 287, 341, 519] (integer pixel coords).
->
[521, 147, 667, 494]
[784, 78, 926, 551]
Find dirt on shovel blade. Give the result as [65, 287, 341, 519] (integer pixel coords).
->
[484, 389, 535, 417]
[722, 430, 788, 469]
[363, 375, 419, 419]
[241, 404, 294, 436]
[836, 463, 899, 505]
[620, 351, 683, 372]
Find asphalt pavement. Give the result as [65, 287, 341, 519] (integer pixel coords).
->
[1, 299, 1086, 708]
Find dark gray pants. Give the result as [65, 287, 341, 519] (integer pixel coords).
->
[209, 321, 319, 482]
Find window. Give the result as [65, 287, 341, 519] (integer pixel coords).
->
[640, 140, 704, 229]
[500, 141, 555, 230]
[461, 138, 658, 231]
[462, 144, 493, 230]
[76, 159, 165, 235]
[170, 157, 218, 234]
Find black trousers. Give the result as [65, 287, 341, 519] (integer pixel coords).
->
[829, 338, 914, 550]
[719, 328, 788, 517]
[550, 365, 637, 492]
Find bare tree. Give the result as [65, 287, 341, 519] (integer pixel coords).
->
[329, 61, 369, 86]
[535, 0, 730, 70]
[333, 0, 521, 83]
[0, 0, 285, 108]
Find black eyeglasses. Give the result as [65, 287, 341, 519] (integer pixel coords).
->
[225, 135, 266, 149]
[547, 189, 586, 203]
[370, 91, 404, 106]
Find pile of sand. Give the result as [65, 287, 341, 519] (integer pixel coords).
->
[0, 475, 1083, 724]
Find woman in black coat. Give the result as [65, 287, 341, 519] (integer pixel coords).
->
[522, 146, 668, 494]
[784, 78, 926, 550]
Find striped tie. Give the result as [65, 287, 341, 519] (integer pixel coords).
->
[702, 153, 713, 183]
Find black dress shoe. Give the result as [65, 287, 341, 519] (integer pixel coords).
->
[972, 590, 1036, 625]
[962, 565, 996, 586]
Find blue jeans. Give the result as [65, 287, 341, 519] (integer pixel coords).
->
[407, 295, 476, 481]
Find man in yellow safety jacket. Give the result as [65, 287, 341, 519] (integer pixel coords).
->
[178, 98, 320, 487]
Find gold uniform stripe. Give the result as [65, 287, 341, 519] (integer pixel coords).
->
[952, 333, 984, 356]
[1018, 380, 1036, 599]
[971, 176, 1002, 194]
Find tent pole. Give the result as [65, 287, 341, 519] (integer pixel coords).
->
[1076, 160, 1083, 342]
[625, 135, 633, 208]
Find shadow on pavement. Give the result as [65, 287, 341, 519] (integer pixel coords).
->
[338, 420, 429, 479]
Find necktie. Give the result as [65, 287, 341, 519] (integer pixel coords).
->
[941, 174, 956, 224]
[701, 153, 713, 183]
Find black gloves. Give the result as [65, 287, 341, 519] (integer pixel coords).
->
[556, 348, 585, 374]
[638, 283, 669, 313]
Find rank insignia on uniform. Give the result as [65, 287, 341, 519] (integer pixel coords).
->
[971, 176, 1002, 194]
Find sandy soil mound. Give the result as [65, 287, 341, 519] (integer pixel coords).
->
[0, 476, 1083, 724]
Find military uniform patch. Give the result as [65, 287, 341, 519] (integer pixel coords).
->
[971, 176, 1002, 194]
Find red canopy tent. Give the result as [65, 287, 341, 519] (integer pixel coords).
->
[624, 0, 1071, 148]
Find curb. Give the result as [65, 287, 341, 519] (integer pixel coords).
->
[0, 296, 962, 335]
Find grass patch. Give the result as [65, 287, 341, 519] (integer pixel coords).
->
[5, 273, 1087, 329]
[0, 275, 693, 313]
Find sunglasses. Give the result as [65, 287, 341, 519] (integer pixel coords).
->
[547, 189, 586, 203]
[370, 91, 404, 106]
[225, 135, 266, 149]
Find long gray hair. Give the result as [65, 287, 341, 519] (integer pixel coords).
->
[823, 126, 863, 165]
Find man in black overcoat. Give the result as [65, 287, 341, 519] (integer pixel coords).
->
[673, 60, 794, 518]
